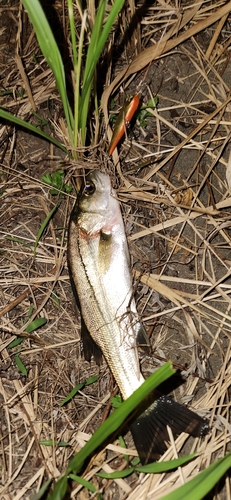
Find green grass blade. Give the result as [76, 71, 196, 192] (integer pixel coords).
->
[98, 468, 133, 479]
[21, 0, 74, 142]
[98, 453, 198, 479]
[46, 475, 68, 500]
[82, 0, 125, 91]
[85, 375, 99, 385]
[68, 474, 97, 493]
[60, 376, 98, 406]
[59, 383, 85, 406]
[25, 318, 47, 333]
[4, 236, 31, 248]
[74, 10, 87, 148]
[78, 0, 106, 144]
[135, 454, 198, 474]
[31, 479, 52, 500]
[67, 0, 78, 70]
[34, 203, 59, 254]
[0, 108, 68, 154]
[78, 0, 107, 140]
[15, 354, 27, 376]
[86, 0, 126, 82]
[80, 0, 126, 142]
[8, 337, 24, 349]
[160, 452, 231, 500]
[83, 0, 107, 84]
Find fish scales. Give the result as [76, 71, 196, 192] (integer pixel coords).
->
[68, 170, 210, 464]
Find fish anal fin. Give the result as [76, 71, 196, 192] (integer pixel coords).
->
[81, 316, 102, 366]
[136, 322, 150, 350]
[129, 393, 210, 465]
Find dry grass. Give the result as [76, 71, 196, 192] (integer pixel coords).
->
[1, 1, 231, 498]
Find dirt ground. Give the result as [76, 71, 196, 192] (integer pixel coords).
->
[1, 1, 231, 499]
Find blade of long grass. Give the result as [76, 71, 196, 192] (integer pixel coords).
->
[98, 454, 198, 478]
[32, 479, 52, 500]
[0, 108, 68, 153]
[21, 0, 74, 143]
[25, 318, 47, 333]
[160, 452, 231, 500]
[83, 0, 107, 83]
[79, 0, 107, 143]
[74, 11, 87, 148]
[67, 0, 81, 150]
[82, 0, 126, 91]
[68, 474, 97, 494]
[67, 0, 78, 70]
[46, 475, 68, 500]
[34, 203, 59, 254]
[15, 354, 27, 376]
[80, 0, 126, 142]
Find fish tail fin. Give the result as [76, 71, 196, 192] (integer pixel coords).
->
[129, 394, 209, 464]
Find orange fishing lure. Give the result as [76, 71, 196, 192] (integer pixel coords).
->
[108, 93, 140, 155]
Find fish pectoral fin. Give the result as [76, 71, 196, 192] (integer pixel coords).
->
[81, 316, 102, 366]
[98, 231, 112, 275]
[129, 393, 210, 465]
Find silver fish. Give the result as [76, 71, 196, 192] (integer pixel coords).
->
[67, 170, 209, 464]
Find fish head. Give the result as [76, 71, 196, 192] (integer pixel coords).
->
[75, 170, 121, 236]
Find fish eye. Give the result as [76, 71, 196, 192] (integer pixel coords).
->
[83, 182, 95, 196]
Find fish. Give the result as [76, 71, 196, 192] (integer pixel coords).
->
[67, 170, 209, 464]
